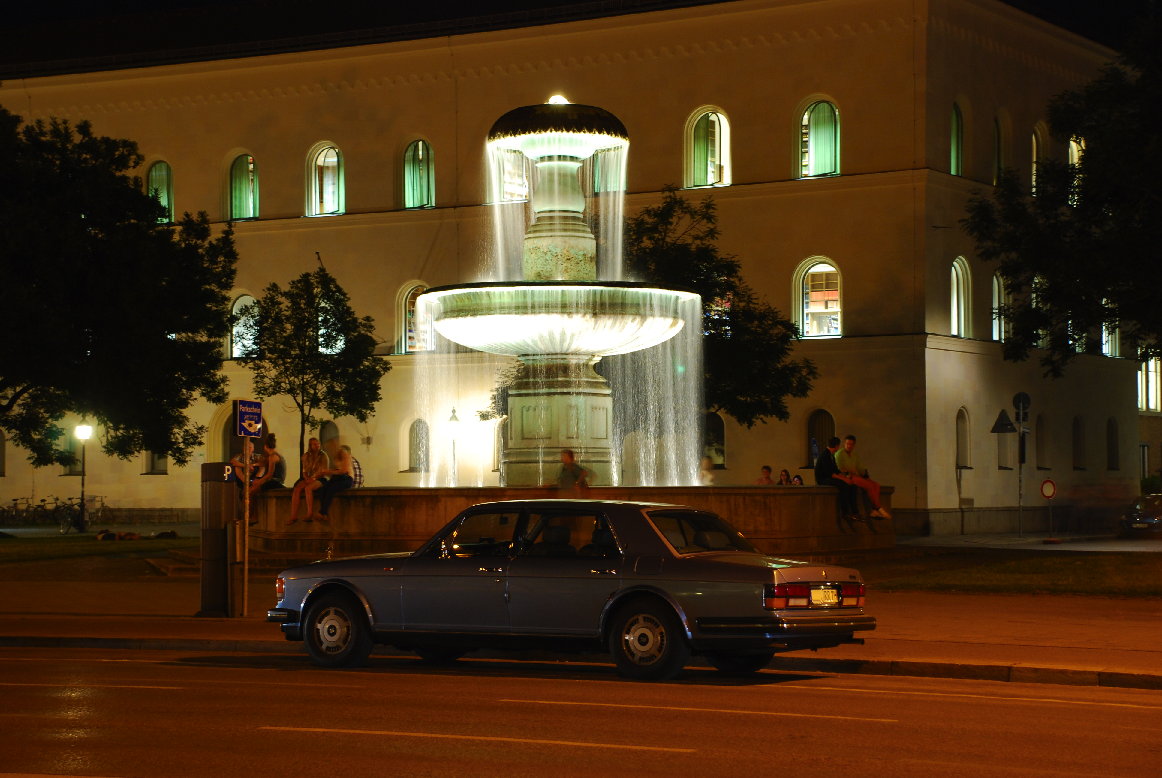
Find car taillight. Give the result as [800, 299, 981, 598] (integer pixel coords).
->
[275, 576, 285, 600]
[764, 583, 811, 609]
[840, 582, 866, 607]
[763, 582, 866, 609]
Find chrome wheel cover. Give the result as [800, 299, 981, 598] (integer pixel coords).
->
[621, 612, 667, 666]
[313, 606, 352, 655]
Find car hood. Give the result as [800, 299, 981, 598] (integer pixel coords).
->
[279, 551, 412, 579]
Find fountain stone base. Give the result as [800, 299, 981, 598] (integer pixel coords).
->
[503, 356, 612, 486]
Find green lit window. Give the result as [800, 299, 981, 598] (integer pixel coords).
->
[404, 140, 435, 209]
[951, 257, 970, 337]
[800, 102, 839, 178]
[309, 145, 343, 216]
[231, 295, 256, 359]
[687, 110, 730, 187]
[950, 104, 963, 176]
[229, 154, 259, 220]
[147, 161, 174, 223]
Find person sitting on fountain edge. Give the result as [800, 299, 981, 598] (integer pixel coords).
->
[814, 436, 859, 521]
[555, 449, 590, 494]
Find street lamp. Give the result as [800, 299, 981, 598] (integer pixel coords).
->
[74, 423, 93, 529]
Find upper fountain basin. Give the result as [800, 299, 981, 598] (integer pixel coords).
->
[487, 103, 629, 160]
[419, 282, 698, 358]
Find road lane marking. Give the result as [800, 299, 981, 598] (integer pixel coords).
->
[498, 698, 897, 723]
[0, 682, 180, 690]
[780, 684, 1162, 710]
[260, 726, 695, 752]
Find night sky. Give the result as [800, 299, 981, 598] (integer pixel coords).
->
[0, 0, 1146, 79]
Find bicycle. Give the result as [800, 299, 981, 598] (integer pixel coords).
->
[54, 497, 87, 534]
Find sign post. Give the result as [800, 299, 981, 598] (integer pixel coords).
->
[234, 399, 262, 617]
[1013, 392, 1031, 537]
[1040, 478, 1059, 543]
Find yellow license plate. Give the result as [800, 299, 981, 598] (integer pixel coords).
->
[810, 588, 839, 606]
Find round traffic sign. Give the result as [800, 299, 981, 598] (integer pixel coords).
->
[1040, 479, 1056, 500]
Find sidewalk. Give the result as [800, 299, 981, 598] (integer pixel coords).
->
[1, 569, 1159, 690]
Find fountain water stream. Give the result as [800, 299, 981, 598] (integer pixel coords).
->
[415, 97, 703, 486]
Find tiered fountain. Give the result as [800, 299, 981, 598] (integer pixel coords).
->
[417, 97, 702, 486]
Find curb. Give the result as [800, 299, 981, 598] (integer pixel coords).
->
[4, 635, 1160, 690]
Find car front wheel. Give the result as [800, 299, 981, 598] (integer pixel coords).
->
[304, 592, 373, 668]
[608, 599, 690, 681]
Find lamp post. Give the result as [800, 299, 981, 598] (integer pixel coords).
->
[74, 424, 93, 529]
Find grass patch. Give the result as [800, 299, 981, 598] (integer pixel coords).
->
[851, 547, 1162, 597]
[0, 532, 198, 567]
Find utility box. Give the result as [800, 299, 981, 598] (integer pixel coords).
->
[199, 462, 242, 617]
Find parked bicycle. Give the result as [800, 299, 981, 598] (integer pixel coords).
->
[53, 497, 87, 534]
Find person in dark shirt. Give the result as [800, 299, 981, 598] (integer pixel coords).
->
[814, 436, 858, 520]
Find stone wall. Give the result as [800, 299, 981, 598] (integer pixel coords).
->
[245, 485, 894, 559]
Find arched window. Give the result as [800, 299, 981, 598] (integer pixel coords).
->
[229, 154, 259, 220]
[1139, 358, 1161, 411]
[951, 257, 971, 337]
[147, 161, 174, 223]
[404, 140, 435, 208]
[400, 284, 432, 353]
[1106, 418, 1120, 471]
[806, 409, 836, 468]
[230, 295, 256, 359]
[1102, 301, 1120, 357]
[800, 101, 839, 178]
[991, 273, 1010, 342]
[950, 104, 964, 176]
[1034, 414, 1049, 469]
[409, 419, 430, 472]
[1072, 416, 1086, 470]
[956, 408, 970, 468]
[686, 109, 731, 188]
[308, 144, 343, 216]
[797, 260, 842, 337]
[703, 412, 725, 468]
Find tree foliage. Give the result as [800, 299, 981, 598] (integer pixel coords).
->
[235, 262, 391, 466]
[624, 186, 816, 425]
[962, 11, 1162, 375]
[0, 107, 237, 466]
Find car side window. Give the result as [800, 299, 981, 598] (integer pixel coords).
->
[519, 512, 619, 558]
[434, 512, 518, 558]
[648, 510, 755, 554]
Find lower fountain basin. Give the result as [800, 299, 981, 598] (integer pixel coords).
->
[419, 281, 698, 358]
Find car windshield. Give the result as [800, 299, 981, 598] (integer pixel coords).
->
[646, 509, 756, 554]
[1141, 496, 1162, 514]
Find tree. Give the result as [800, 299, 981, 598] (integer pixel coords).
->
[623, 186, 816, 426]
[962, 10, 1162, 375]
[235, 261, 391, 470]
[0, 107, 238, 466]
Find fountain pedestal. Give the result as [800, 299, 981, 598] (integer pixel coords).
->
[504, 356, 612, 486]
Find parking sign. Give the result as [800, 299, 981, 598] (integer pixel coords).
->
[236, 399, 263, 437]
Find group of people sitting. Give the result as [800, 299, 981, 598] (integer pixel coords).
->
[753, 466, 804, 486]
[814, 434, 891, 521]
[230, 433, 362, 524]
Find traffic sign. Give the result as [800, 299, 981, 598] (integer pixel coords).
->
[236, 399, 263, 437]
[1040, 478, 1056, 500]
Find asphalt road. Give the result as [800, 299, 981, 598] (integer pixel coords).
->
[4, 647, 1160, 777]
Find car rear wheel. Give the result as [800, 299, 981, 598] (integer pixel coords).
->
[304, 592, 373, 668]
[608, 599, 690, 681]
[705, 650, 775, 675]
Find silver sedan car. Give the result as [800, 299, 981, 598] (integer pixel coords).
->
[267, 499, 875, 680]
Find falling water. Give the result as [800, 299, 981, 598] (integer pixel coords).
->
[414, 100, 703, 486]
